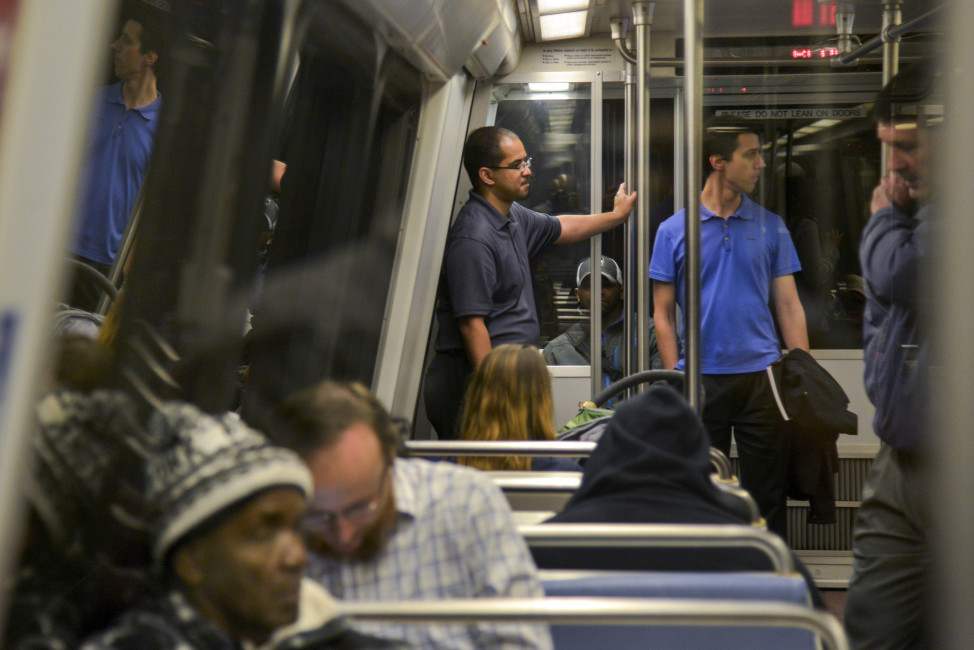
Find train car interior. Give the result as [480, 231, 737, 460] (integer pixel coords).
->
[0, 0, 968, 647]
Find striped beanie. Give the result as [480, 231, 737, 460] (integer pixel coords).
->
[146, 402, 312, 566]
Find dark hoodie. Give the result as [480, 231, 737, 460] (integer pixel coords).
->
[548, 384, 747, 528]
[541, 385, 823, 606]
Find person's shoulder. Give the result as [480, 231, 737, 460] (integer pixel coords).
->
[657, 209, 686, 232]
[397, 456, 481, 485]
[543, 333, 586, 366]
[139, 91, 163, 117]
[397, 459, 505, 517]
[414, 458, 507, 495]
[542, 332, 569, 356]
[544, 324, 586, 351]
[741, 195, 783, 221]
[510, 201, 552, 221]
[98, 82, 123, 102]
[78, 606, 180, 649]
[449, 199, 497, 240]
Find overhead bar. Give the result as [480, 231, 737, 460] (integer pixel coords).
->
[837, 3, 944, 66]
[609, 17, 637, 65]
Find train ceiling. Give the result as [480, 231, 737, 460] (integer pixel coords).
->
[514, 0, 940, 41]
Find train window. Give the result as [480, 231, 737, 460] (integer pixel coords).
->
[242, 12, 423, 421]
[486, 82, 598, 346]
[698, 102, 879, 350]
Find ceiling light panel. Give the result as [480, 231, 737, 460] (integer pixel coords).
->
[538, 0, 590, 13]
[539, 11, 587, 40]
[528, 82, 572, 92]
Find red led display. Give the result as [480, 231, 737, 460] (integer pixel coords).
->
[791, 47, 840, 60]
[793, 0, 836, 27]
[821, 2, 836, 26]
[792, 0, 813, 27]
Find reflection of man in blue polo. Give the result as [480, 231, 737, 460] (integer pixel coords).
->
[425, 126, 636, 440]
[68, 10, 164, 310]
[650, 117, 808, 539]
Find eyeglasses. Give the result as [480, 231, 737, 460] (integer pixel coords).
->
[303, 468, 389, 531]
[488, 157, 532, 173]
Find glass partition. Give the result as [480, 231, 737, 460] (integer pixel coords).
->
[487, 82, 597, 346]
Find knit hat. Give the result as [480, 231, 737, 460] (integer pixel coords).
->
[26, 390, 146, 551]
[145, 402, 313, 566]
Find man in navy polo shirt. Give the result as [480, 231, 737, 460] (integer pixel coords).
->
[650, 117, 808, 539]
[425, 126, 636, 440]
[68, 7, 165, 310]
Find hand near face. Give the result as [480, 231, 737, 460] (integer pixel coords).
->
[870, 174, 913, 215]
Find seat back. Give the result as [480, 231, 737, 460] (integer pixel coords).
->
[521, 523, 792, 574]
[341, 596, 848, 650]
[540, 571, 815, 649]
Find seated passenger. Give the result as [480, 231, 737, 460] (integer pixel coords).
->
[542, 256, 661, 394]
[7, 389, 149, 649]
[265, 380, 553, 649]
[80, 402, 396, 649]
[458, 343, 582, 472]
[543, 384, 822, 604]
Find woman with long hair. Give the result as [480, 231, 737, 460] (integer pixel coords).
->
[458, 343, 580, 471]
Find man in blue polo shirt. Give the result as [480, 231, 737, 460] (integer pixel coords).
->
[68, 8, 165, 310]
[650, 117, 808, 539]
[425, 126, 636, 439]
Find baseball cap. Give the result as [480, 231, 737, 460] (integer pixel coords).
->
[576, 256, 623, 287]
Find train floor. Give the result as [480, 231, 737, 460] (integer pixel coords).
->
[820, 589, 847, 624]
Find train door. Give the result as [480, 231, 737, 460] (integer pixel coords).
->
[412, 45, 656, 436]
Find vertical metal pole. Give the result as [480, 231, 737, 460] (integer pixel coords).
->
[589, 72, 603, 398]
[634, 1, 655, 376]
[623, 31, 636, 386]
[879, 1, 901, 177]
[683, 0, 703, 412]
[673, 89, 685, 214]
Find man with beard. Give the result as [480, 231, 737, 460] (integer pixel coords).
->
[266, 380, 553, 649]
[843, 63, 939, 650]
[425, 126, 636, 440]
[543, 256, 661, 394]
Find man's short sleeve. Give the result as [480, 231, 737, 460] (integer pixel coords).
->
[649, 219, 679, 282]
[518, 207, 562, 259]
[444, 237, 496, 319]
[772, 215, 802, 278]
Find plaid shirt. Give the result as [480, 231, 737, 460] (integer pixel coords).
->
[307, 458, 552, 649]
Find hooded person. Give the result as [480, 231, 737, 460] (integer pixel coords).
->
[547, 384, 753, 532]
[542, 385, 822, 604]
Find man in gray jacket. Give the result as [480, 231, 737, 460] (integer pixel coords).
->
[543, 256, 659, 395]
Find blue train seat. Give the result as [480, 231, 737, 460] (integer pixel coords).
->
[541, 571, 816, 649]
